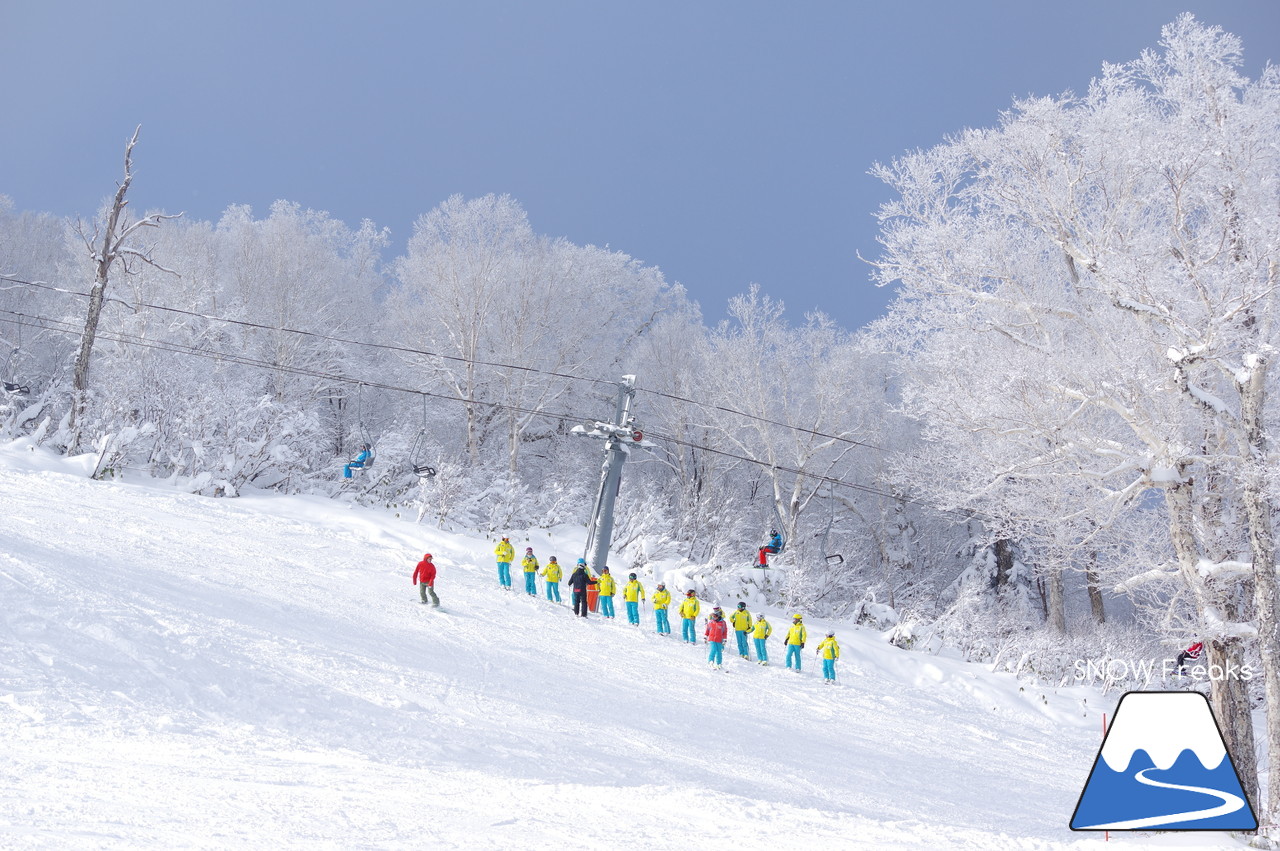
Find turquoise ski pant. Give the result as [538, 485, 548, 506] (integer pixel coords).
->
[600, 596, 615, 617]
[823, 658, 836, 681]
[524, 572, 537, 595]
[655, 609, 671, 634]
[497, 562, 512, 587]
[682, 618, 696, 643]
[735, 630, 750, 657]
[625, 601, 640, 624]
[786, 645, 802, 670]
[754, 637, 768, 662]
[545, 581, 561, 602]
[708, 641, 724, 665]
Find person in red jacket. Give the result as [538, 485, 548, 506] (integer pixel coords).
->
[413, 553, 439, 607]
[705, 608, 729, 669]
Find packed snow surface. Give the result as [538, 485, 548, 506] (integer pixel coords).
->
[0, 441, 1249, 849]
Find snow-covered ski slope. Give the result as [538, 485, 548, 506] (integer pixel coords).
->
[0, 442, 1244, 849]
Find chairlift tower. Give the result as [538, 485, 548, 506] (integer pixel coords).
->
[572, 375, 653, 574]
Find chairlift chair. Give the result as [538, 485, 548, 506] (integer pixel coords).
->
[407, 395, 436, 477]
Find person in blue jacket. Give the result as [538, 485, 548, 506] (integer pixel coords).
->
[757, 529, 783, 566]
[344, 444, 372, 478]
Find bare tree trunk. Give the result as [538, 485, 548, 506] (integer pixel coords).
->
[1085, 553, 1107, 625]
[992, 538, 1014, 591]
[69, 132, 141, 451]
[1239, 354, 1280, 836]
[1164, 472, 1260, 816]
[1046, 565, 1067, 633]
[67, 127, 176, 455]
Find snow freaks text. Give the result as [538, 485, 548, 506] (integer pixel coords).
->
[1073, 658, 1255, 684]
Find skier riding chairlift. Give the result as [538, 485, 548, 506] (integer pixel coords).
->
[343, 443, 373, 479]
[757, 529, 784, 567]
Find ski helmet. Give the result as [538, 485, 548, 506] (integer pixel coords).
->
[712, 606, 722, 613]
[756, 612, 766, 620]
[601, 566, 610, 572]
[526, 547, 534, 553]
[793, 614, 803, 621]
[657, 583, 665, 590]
[770, 529, 777, 535]
[628, 572, 636, 580]
[686, 589, 696, 596]
[827, 631, 835, 637]
[737, 601, 747, 609]
[549, 556, 557, 562]
[577, 558, 586, 564]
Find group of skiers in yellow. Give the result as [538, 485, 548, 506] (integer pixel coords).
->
[494, 537, 842, 682]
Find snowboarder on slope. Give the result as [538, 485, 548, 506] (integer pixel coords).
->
[785, 614, 807, 671]
[652, 583, 672, 635]
[596, 567, 617, 618]
[521, 548, 540, 597]
[752, 613, 772, 665]
[817, 631, 840, 683]
[757, 529, 783, 566]
[678, 590, 701, 644]
[705, 609, 728, 669]
[542, 556, 562, 603]
[729, 601, 754, 659]
[494, 537, 515, 590]
[567, 560, 595, 618]
[623, 573, 645, 625]
[343, 443, 372, 479]
[412, 553, 439, 607]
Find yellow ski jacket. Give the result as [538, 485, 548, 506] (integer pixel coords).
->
[623, 579, 645, 602]
[542, 561, 562, 582]
[817, 636, 840, 660]
[729, 609, 753, 631]
[495, 541, 514, 562]
[652, 589, 671, 610]
[752, 618, 772, 640]
[678, 596, 701, 619]
[597, 573, 617, 595]
[785, 623, 807, 646]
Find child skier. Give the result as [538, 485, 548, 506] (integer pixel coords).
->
[752, 613, 772, 665]
[494, 537, 514, 590]
[521, 548, 540, 596]
[596, 567, 617, 619]
[652, 583, 672, 635]
[817, 631, 840, 683]
[412, 553, 439, 607]
[679, 589, 701, 643]
[542, 556, 562, 603]
[729, 601, 753, 659]
[785, 614, 807, 671]
[705, 608, 729, 669]
[623, 573, 645, 625]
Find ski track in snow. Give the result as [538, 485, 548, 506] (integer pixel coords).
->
[0, 444, 1243, 849]
[1076, 767, 1245, 830]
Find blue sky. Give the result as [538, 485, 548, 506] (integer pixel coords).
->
[2, 1, 1278, 329]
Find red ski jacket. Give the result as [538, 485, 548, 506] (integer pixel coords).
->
[705, 618, 728, 643]
[413, 559, 437, 586]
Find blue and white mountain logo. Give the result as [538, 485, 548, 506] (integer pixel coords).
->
[1071, 691, 1257, 831]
